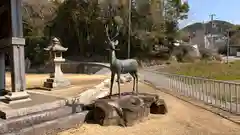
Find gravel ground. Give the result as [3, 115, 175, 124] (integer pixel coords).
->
[58, 83, 240, 135]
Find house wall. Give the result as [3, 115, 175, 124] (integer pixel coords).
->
[229, 47, 240, 56]
[230, 47, 237, 56]
[190, 30, 205, 49]
[191, 29, 227, 53]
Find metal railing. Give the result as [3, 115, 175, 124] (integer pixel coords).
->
[153, 71, 240, 115]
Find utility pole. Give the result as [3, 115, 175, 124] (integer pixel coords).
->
[127, 0, 132, 58]
[227, 30, 230, 64]
[203, 21, 207, 48]
[203, 21, 206, 34]
[209, 14, 216, 50]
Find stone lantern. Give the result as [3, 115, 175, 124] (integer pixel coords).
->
[43, 37, 71, 90]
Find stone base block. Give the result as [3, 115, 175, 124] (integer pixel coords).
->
[0, 90, 9, 96]
[4, 91, 31, 104]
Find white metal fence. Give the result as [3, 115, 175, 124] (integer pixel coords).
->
[152, 71, 240, 115]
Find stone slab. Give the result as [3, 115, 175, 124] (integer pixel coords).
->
[5, 91, 30, 101]
[4, 98, 32, 105]
[0, 106, 73, 134]
[3, 111, 88, 135]
[0, 99, 66, 119]
[8, 93, 63, 109]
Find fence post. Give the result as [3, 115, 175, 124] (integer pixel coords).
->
[230, 84, 232, 113]
[236, 85, 239, 114]
[224, 84, 227, 110]
[218, 82, 222, 108]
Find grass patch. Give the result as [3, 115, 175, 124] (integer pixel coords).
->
[160, 61, 240, 80]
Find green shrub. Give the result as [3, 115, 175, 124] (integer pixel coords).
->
[25, 36, 49, 66]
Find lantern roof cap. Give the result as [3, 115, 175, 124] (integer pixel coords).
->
[44, 37, 68, 52]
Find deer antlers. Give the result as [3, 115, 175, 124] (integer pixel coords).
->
[105, 24, 119, 43]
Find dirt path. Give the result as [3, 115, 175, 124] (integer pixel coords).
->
[59, 83, 240, 135]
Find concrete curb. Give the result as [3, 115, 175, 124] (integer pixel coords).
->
[142, 80, 240, 125]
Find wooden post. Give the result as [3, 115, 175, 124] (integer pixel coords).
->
[0, 0, 30, 103]
[0, 52, 5, 93]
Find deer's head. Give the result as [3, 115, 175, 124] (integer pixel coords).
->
[105, 24, 120, 51]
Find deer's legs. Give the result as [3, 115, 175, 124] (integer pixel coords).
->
[130, 72, 136, 93]
[116, 73, 121, 98]
[135, 72, 139, 94]
[109, 72, 115, 98]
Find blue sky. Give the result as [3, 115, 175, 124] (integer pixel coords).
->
[179, 0, 240, 28]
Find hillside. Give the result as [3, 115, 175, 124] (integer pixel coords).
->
[181, 20, 234, 34]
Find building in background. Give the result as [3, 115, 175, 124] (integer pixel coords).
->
[190, 29, 227, 54]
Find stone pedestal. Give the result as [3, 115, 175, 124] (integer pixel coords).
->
[88, 92, 167, 126]
[44, 58, 71, 90]
[5, 91, 30, 104]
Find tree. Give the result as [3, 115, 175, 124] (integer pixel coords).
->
[22, 0, 190, 65]
[178, 30, 190, 42]
[49, 0, 104, 56]
[22, 0, 58, 36]
[164, 0, 189, 52]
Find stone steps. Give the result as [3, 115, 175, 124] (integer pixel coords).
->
[0, 100, 87, 135]
[43, 81, 54, 88]
[0, 77, 113, 134]
[0, 106, 74, 134]
[0, 100, 67, 119]
[46, 78, 54, 83]
[2, 111, 88, 135]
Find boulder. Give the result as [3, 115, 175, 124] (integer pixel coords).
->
[87, 92, 167, 127]
[189, 44, 201, 58]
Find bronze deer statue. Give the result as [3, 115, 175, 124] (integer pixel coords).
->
[105, 24, 139, 98]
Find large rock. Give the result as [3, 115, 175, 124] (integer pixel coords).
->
[87, 92, 167, 127]
[189, 44, 201, 58]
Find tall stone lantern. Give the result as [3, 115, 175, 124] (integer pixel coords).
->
[43, 37, 71, 90]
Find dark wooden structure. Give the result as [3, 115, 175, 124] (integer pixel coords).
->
[0, 0, 30, 103]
